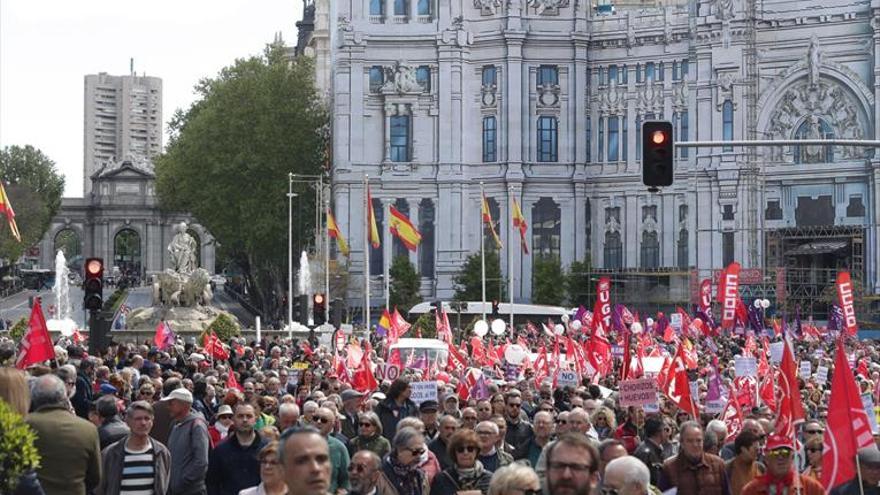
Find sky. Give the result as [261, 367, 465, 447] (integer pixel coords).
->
[0, 0, 303, 198]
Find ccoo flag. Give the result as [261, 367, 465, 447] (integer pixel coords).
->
[389, 206, 421, 251]
[367, 184, 381, 249]
[327, 209, 350, 256]
[0, 181, 21, 242]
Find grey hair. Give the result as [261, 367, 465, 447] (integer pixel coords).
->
[706, 419, 728, 439]
[392, 426, 424, 451]
[488, 463, 540, 495]
[605, 456, 650, 490]
[352, 449, 382, 470]
[278, 402, 300, 418]
[476, 420, 499, 435]
[55, 364, 77, 383]
[360, 411, 383, 436]
[397, 416, 425, 433]
[30, 374, 68, 410]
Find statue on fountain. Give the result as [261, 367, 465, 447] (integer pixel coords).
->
[153, 222, 213, 307]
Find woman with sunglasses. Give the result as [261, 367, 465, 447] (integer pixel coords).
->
[381, 427, 430, 495]
[801, 437, 823, 482]
[349, 411, 392, 458]
[431, 429, 494, 495]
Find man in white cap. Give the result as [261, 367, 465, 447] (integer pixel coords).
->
[165, 388, 210, 495]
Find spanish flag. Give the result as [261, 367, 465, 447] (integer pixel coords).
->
[0, 181, 21, 242]
[327, 209, 349, 257]
[367, 184, 380, 249]
[481, 194, 502, 249]
[512, 197, 528, 254]
[389, 206, 421, 251]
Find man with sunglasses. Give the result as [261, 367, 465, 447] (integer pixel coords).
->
[314, 406, 351, 494]
[504, 392, 535, 460]
[741, 434, 823, 495]
[348, 450, 395, 495]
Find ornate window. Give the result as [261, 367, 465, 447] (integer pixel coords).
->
[537, 65, 558, 86]
[793, 116, 834, 164]
[598, 117, 604, 162]
[416, 66, 431, 93]
[608, 116, 619, 162]
[417, 0, 431, 15]
[393, 199, 410, 260]
[537, 116, 558, 162]
[394, 0, 407, 15]
[645, 62, 655, 82]
[608, 65, 618, 85]
[482, 66, 497, 86]
[370, 0, 384, 15]
[483, 116, 497, 162]
[722, 101, 734, 151]
[419, 199, 435, 278]
[604, 232, 622, 269]
[390, 116, 410, 162]
[586, 115, 592, 163]
[641, 231, 660, 268]
[369, 66, 384, 92]
[765, 200, 783, 220]
[622, 116, 628, 161]
[532, 197, 561, 259]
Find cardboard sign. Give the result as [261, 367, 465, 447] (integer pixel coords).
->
[734, 357, 758, 377]
[504, 364, 520, 381]
[705, 398, 726, 414]
[862, 394, 880, 434]
[619, 378, 659, 408]
[799, 361, 812, 380]
[670, 313, 682, 331]
[643, 401, 660, 414]
[612, 345, 624, 358]
[769, 342, 785, 364]
[556, 371, 579, 388]
[410, 381, 439, 404]
[816, 366, 829, 385]
[375, 364, 400, 382]
[292, 361, 310, 370]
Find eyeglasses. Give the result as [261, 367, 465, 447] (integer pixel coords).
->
[476, 430, 495, 436]
[407, 447, 426, 456]
[600, 487, 620, 495]
[549, 461, 592, 473]
[556, 420, 567, 424]
[463, 416, 477, 421]
[348, 463, 369, 473]
[508, 402, 522, 408]
[520, 489, 542, 495]
[805, 430, 824, 435]
[455, 446, 479, 453]
[806, 447, 823, 453]
[359, 422, 373, 427]
[314, 417, 332, 424]
[766, 449, 793, 459]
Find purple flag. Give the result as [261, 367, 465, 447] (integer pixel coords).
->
[470, 374, 490, 400]
[706, 368, 722, 402]
[611, 304, 627, 333]
[573, 305, 587, 324]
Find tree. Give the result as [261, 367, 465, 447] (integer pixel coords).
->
[532, 257, 565, 305]
[0, 146, 65, 262]
[389, 255, 421, 312]
[155, 42, 328, 317]
[565, 258, 593, 306]
[413, 312, 436, 339]
[453, 250, 505, 302]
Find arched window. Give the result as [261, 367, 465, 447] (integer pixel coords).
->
[392, 199, 410, 260]
[793, 116, 834, 164]
[418, 199, 435, 278]
[531, 197, 561, 259]
[722, 101, 734, 151]
[641, 231, 660, 268]
[370, 198, 384, 276]
[114, 229, 141, 276]
[677, 229, 689, 269]
[53, 228, 81, 261]
[603, 231, 622, 269]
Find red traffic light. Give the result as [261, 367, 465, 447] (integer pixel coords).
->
[86, 258, 103, 276]
[651, 130, 667, 145]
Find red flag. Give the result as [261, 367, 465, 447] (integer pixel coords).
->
[836, 271, 859, 337]
[720, 262, 741, 330]
[351, 352, 378, 392]
[759, 370, 777, 413]
[16, 300, 54, 369]
[470, 337, 486, 364]
[720, 388, 744, 443]
[774, 340, 805, 438]
[435, 306, 452, 344]
[680, 337, 698, 370]
[447, 342, 467, 371]
[591, 277, 612, 338]
[620, 330, 631, 381]
[822, 339, 875, 489]
[586, 334, 612, 377]
[664, 344, 699, 418]
[153, 320, 175, 350]
[456, 379, 470, 401]
[227, 371, 244, 392]
[204, 332, 230, 360]
[699, 279, 713, 312]
[392, 307, 412, 337]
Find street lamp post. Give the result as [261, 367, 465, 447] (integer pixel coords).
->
[287, 174, 298, 341]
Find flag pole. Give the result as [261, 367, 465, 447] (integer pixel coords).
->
[508, 187, 514, 331]
[364, 175, 371, 333]
[325, 198, 331, 326]
[480, 182, 487, 322]
[384, 201, 390, 312]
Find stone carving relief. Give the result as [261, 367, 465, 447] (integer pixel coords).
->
[537, 81, 561, 108]
[637, 81, 665, 116]
[714, 0, 734, 20]
[384, 102, 413, 117]
[475, 0, 503, 15]
[673, 81, 689, 111]
[337, 15, 353, 31]
[765, 79, 867, 161]
[528, 0, 569, 15]
[715, 71, 736, 110]
[808, 35, 821, 88]
[381, 62, 423, 94]
[482, 82, 497, 108]
[599, 81, 627, 114]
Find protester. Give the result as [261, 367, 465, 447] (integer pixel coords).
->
[279, 427, 331, 495]
[741, 434, 824, 495]
[602, 456, 654, 495]
[348, 450, 394, 495]
[633, 415, 669, 487]
[165, 388, 210, 495]
[543, 433, 600, 495]
[801, 436, 823, 482]
[277, 402, 300, 432]
[208, 404, 234, 445]
[97, 401, 171, 495]
[487, 463, 541, 495]
[0, 368, 44, 495]
[314, 406, 351, 493]
[477, 420, 513, 472]
[526, 410, 554, 467]
[504, 392, 534, 459]
[828, 446, 880, 495]
[27, 374, 101, 495]
[207, 402, 267, 495]
[96, 394, 130, 449]
[429, 414, 459, 471]
[381, 427, 429, 495]
[349, 410, 392, 458]
[238, 441, 288, 495]
[659, 421, 729, 495]
[376, 379, 418, 440]
[725, 429, 764, 495]
[597, 439, 629, 480]
[430, 429, 494, 494]
[339, 389, 363, 439]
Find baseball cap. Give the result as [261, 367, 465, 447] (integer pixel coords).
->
[161, 388, 193, 404]
[765, 434, 794, 451]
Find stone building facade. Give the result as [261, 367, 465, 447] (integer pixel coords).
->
[328, 0, 880, 312]
[38, 160, 216, 279]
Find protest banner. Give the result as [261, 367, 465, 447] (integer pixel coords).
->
[557, 371, 579, 388]
[375, 363, 401, 382]
[410, 381, 439, 404]
[734, 356, 757, 377]
[816, 365, 829, 385]
[619, 378, 659, 408]
[799, 361, 812, 380]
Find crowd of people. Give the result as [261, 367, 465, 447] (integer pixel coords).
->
[2, 312, 880, 495]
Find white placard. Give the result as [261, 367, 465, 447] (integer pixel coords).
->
[557, 371, 579, 388]
[770, 342, 785, 364]
[799, 361, 812, 380]
[642, 356, 666, 375]
[734, 357, 758, 377]
[375, 363, 401, 382]
[670, 313, 682, 331]
[410, 381, 439, 404]
[816, 365, 829, 385]
[643, 401, 660, 414]
[619, 379, 659, 408]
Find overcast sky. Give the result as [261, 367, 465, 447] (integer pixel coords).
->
[0, 0, 303, 198]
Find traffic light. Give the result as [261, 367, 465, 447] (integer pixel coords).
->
[83, 258, 104, 312]
[313, 293, 326, 325]
[642, 120, 674, 188]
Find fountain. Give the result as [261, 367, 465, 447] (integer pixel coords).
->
[47, 250, 78, 336]
[298, 251, 313, 325]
